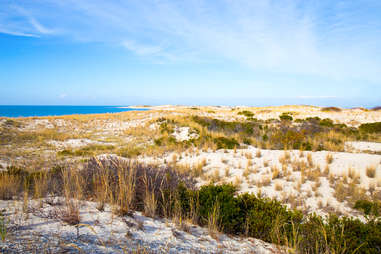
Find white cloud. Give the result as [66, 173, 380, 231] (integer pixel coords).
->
[0, 0, 380, 82]
[122, 40, 162, 56]
[0, 27, 38, 37]
[28, 16, 54, 34]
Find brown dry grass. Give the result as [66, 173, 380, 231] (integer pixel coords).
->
[366, 166, 376, 178]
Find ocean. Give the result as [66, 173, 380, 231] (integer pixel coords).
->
[0, 106, 148, 118]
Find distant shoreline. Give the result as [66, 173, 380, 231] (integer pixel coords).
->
[0, 105, 149, 118]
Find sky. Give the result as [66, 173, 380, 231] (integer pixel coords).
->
[0, 0, 380, 107]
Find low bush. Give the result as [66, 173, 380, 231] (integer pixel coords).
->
[319, 118, 334, 127]
[57, 145, 115, 157]
[197, 184, 238, 233]
[2, 159, 381, 253]
[279, 113, 293, 121]
[238, 110, 254, 118]
[354, 200, 380, 219]
[321, 107, 342, 112]
[359, 122, 381, 134]
[213, 137, 239, 149]
[177, 184, 381, 253]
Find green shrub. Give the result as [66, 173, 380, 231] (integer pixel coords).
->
[159, 122, 174, 134]
[57, 145, 115, 157]
[359, 122, 381, 133]
[319, 118, 334, 127]
[198, 184, 238, 233]
[236, 193, 302, 243]
[118, 147, 141, 158]
[321, 107, 342, 112]
[238, 110, 254, 118]
[57, 149, 75, 156]
[175, 184, 381, 253]
[154, 138, 163, 146]
[354, 200, 380, 219]
[213, 137, 239, 149]
[192, 116, 256, 136]
[279, 113, 293, 121]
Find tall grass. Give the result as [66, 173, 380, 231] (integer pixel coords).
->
[0, 155, 380, 253]
[207, 201, 220, 239]
[143, 172, 157, 218]
[0, 173, 22, 200]
[115, 161, 136, 216]
[0, 212, 6, 242]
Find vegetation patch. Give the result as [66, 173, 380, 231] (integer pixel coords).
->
[213, 137, 239, 149]
[321, 107, 342, 112]
[57, 144, 115, 157]
[359, 122, 381, 134]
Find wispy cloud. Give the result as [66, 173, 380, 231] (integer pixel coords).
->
[0, 0, 380, 82]
[27, 16, 54, 34]
[0, 27, 38, 37]
[0, 2, 55, 36]
[122, 40, 162, 56]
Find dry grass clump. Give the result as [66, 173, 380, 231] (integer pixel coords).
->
[261, 176, 272, 187]
[244, 152, 253, 160]
[291, 159, 307, 172]
[221, 158, 229, 164]
[210, 170, 221, 183]
[306, 153, 313, 167]
[59, 200, 81, 226]
[143, 172, 158, 218]
[208, 202, 220, 240]
[224, 168, 230, 178]
[271, 166, 281, 180]
[306, 169, 321, 182]
[326, 154, 334, 164]
[0, 173, 22, 200]
[334, 179, 367, 204]
[234, 176, 243, 188]
[171, 154, 178, 164]
[328, 173, 335, 185]
[366, 166, 376, 178]
[347, 167, 360, 184]
[323, 165, 330, 177]
[60, 169, 83, 226]
[81, 157, 196, 219]
[312, 179, 321, 192]
[114, 163, 136, 216]
[243, 166, 251, 180]
[192, 159, 206, 178]
[256, 150, 262, 158]
[274, 181, 283, 191]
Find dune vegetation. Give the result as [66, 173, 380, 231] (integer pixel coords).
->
[1, 105, 381, 253]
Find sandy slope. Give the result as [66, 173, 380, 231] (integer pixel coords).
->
[0, 199, 281, 254]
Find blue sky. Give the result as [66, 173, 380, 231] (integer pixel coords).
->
[0, 0, 380, 107]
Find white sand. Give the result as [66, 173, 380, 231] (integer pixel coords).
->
[345, 141, 381, 153]
[47, 139, 113, 149]
[172, 127, 199, 142]
[139, 146, 381, 219]
[0, 199, 279, 253]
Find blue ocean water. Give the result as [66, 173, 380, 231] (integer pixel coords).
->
[0, 106, 148, 118]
